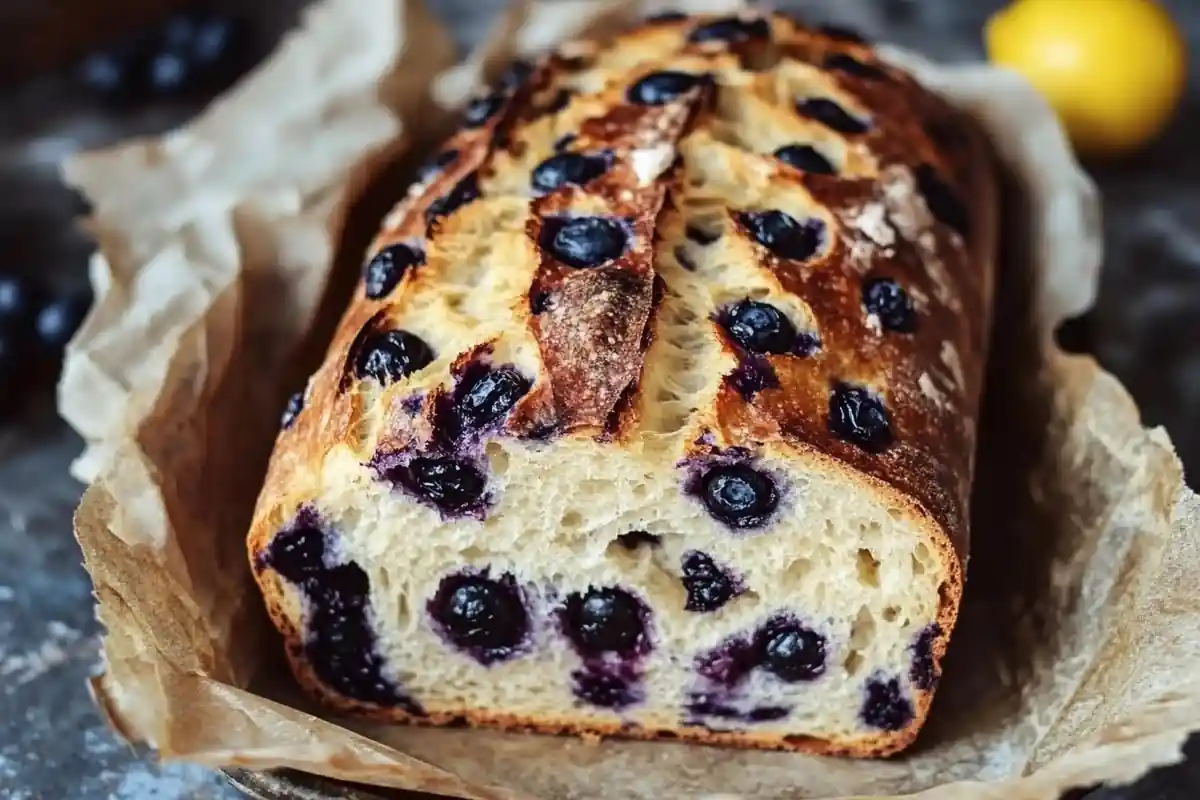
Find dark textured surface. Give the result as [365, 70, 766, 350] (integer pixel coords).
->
[0, 1, 1195, 797]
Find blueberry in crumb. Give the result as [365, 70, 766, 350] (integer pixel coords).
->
[416, 149, 458, 185]
[428, 571, 528, 663]
[687, 16, 771, 44]
[749, 705, 791, 721]
[797, 98, 870, 134]
[824, 53, 889, 81]
[794, 332, 821, 357]
[862, 277, 917, 333]
[861, 675, 914, 731]
[540, 216, 630, 268]
[33, 290, 92, 355]
[0, 273, 40, 331]
[363, 243, 424, 300]
[426, 172, 480, 225]
[728, 354, 779, 400]
[280, 390, 305, 430]
[722, 300, 797, 355]
[700, 463, 779, 528]
[773, 144, 836, 175]
[562, 586, 649, 656]
[462, 92, 505, 128]
[354, 330, 434, 385]
[738, 210, 824, 261]
[681, 551, 740, 612]
[626, 71, 706, 106]
[452, 365, 531, 435]
[264, 520, 327, 581]
[817, 24, 869, 44]
[910, 624, 941, 690]
[530, 290, 553, 314]
[572, 667, 642, 709]
[757, 617, 827, 682]
[694, 634, 757, 686]
[685, 222, 721, 245]
[404, 457, 487, 513]
[531, 152, 611, 193]
[828, 383, 894, 453]
[553, 133, 577, 152]
[616, 530, 662, 550]
[915, 164, 969, 236]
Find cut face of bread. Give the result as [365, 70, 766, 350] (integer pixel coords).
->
[248, 11, 994, 758]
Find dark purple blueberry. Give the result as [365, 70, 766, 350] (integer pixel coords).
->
[452, 365, 531, 433]
[415, 149, 458, 184]
[645, 10, 688, 23]
[797, 98, 870, 134]
[148, 12, 253, 95]
[910, 624, 941, 690]
[363, 243, 424, 300]
[738, 210, 824, 261]
[700, 463, 778, 528]
[728, 355, 779, 400]
[562, 586, 648, 656]
[863, 277, 916, 333]
[748, 705, 791, 721]
[539, 216, 630, 268]
[626, 70, 705, 106]
[694, 635, 757, 685]
[404, 457, 486, 512]
[824, 53, 889, 81]
[682, 551, 739, 612]
[773, 144, 836, 175]
[828, 383, 893, 453]
[685, 695, 741, 719]
[33, 291, 92, 355]
[573, 668, 642, 709]
[817, 24, 869, 44]
[0, 334, 28, 417]
[915, 164, 969, 236]
[553, 133, 577, 152]
[674, 246, 697, 271]
[687, 16, 771, 44]
[280, 390, 305, 430]
[685, 223, 721, 245]
[757, 617, 826, 682]
[861, 676, 914, 731]
[497, 59, 534, 91]
[79, 49, 137, 96]
[425, 171, 480, 225]
[148, 51, 191, 93]
[530, 290, 553, 314]
[428, 571, 528, 662]
[616, 530, 662, 550]
[0, 273, 39, 332]
[462, 92, 505, 128]
[354, 330, 434, 385]
[531, 152, 612, 193]
[795, 332, 821, 356]
[264, 520, 327, 582]
[722, 300, 797, 354]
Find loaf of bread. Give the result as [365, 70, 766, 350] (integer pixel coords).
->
[247, 10, 995, 758]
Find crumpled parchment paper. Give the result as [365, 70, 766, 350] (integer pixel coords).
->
[59, 0, 1199, 798]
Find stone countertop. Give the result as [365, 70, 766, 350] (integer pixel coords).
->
[0, 1, 1196, 797]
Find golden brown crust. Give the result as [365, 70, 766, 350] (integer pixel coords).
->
[247, 10, 997, 759]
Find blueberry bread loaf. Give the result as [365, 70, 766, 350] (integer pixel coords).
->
[247, 10, 995, 758]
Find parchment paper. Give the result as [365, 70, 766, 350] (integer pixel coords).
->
[60, 1, 1200, 798]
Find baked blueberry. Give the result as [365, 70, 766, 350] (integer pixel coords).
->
[626, 71, 705, 106]
[685, 222, 721, 245]
[540, 216, 630, 268]
[825, 53, 889, 81]
[722, 300, 797, 354]
[797, 98, 870, 134]
[452, 365, 531, 434]
[757, 617, 827, 682]
[33, 291, 92, 355]
[405, 457, 487, 513]
[572, 668, 641, 709]
[738, 210, 824, 261]
[749, 705, 790, 721]
[531, 152, 612, 193]
[530, 290, 553, 314]
[700, 463, 779, 528]
[645, 11, 688, 23]
[616, 530, 662, 550]
[428, 571, 528, 662]
[915, 164, 969, 236]
[817, 23, 869, 44]
[462, 92, 505, 128]
[694, 634, 757, 686]
[363, 243, 424, 300]
[687, 16, 771, 44]
[426, 172, 480, 225]
[264, 520, 327, 581]
[773, 144, 836, 175]
[79, 48, 138, 96]
[562, 586, 648, 656]
[794, 332, 821, 357]
[280, 390, 305, 430]
[415, 149, 458, 185]
[553, 133, 577, 152]
[681, 551, 740, 612]
[862, 676, 914, 731]
[910, 624, 941, 690]
[828, 383, 894, 453]
[862, 277, 917, 333]
[728, 354, 779, 400]
[0, 273, 39, 331]
[354, 330, 434, 385]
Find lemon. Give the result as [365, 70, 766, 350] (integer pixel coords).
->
[985, 0, 1187, 157]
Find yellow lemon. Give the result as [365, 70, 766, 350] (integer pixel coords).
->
[985, 0, 1187, 157]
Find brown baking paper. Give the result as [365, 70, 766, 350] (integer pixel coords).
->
[59, 0, 1200, 798]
